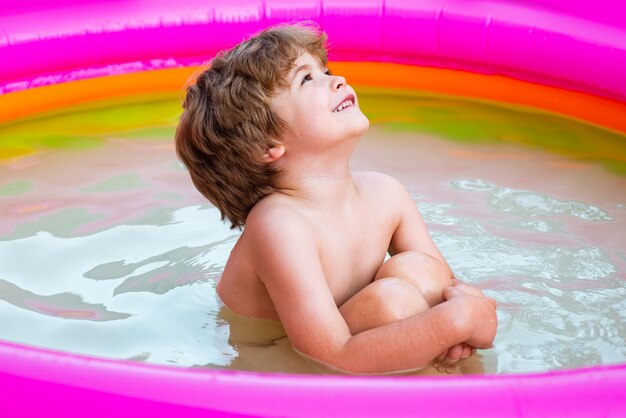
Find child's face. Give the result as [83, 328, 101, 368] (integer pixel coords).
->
[271, 52, 369, 151]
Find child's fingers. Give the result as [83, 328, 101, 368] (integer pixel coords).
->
[452, 281, 485, 298]
[461, 343, 472, 359]
[435, 343, 477, 373]
[445, 344, 464, 363]
[446, 282, 497, 311]
[433, 353, 446, 372]
[434, 350, 448, 367]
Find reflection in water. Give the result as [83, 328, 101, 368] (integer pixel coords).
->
[216, 305, 320, 374]
[0, 91, 624, 374]
[0, 279, 131, 321]
[84, 241, 235, 296]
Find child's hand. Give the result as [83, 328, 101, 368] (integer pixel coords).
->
[433, 342, 476, 373]
[443, 284, 497, 349]
[449, 278, 485, 298]
[433, 280, 495, 372]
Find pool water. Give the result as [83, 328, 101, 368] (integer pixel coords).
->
[0, 89, 624, 375]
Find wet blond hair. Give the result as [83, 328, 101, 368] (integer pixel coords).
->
[175, 22, 328, 229]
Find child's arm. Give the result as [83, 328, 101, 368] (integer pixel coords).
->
[383, 175, 454, 278]
[245, 207, 495, 374]
[379, 176, 497, 365]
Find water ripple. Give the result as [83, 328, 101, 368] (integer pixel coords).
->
[451, 179, 612, 221]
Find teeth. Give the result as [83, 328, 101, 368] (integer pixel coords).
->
[334, 99, 354, 112]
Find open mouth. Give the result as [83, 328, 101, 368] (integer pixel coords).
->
[332, 95, 356, 112]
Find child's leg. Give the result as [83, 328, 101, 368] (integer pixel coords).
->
[339, 253, 472, 370]
[374, 251, 452, 307]
[339, 277, 429, 335]
[339, 251, 452, 335]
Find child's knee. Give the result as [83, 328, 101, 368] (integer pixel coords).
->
[375, 251, 452, 305]
[340, 278, 429, 334]
[377, 251, 449, 281]
[372, 278, 429, 321]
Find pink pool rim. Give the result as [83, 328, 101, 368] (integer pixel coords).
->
[1, 1, 625, 417]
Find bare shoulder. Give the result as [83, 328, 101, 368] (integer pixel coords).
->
[353, 170, 411, 203]
[353, 170, 405, 190]
[246, 193, 314, 239]
[244, 194, 319, 270]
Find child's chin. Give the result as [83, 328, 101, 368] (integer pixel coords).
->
[350, 112, 370, 134]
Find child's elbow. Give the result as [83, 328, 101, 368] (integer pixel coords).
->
[306, 338, 428, 375]
[291, 338, 368, 374]
[335, 343, 430, 375]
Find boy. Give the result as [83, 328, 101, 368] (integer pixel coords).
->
[175, 22, 497, 374]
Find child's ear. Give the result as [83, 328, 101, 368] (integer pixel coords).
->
[263, 144, 285, 163]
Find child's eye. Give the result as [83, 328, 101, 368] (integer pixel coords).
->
[300, 70, 333, 85]
[301, 73, 313, 85]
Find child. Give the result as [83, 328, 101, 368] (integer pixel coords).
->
[175, 22, 497, 374]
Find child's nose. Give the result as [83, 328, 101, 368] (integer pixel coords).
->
[331, 75, 346, 91]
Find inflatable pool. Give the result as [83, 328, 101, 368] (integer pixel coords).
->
[1, 0, 625, 417]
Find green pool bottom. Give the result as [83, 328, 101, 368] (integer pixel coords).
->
[1, 87, 625, 176]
